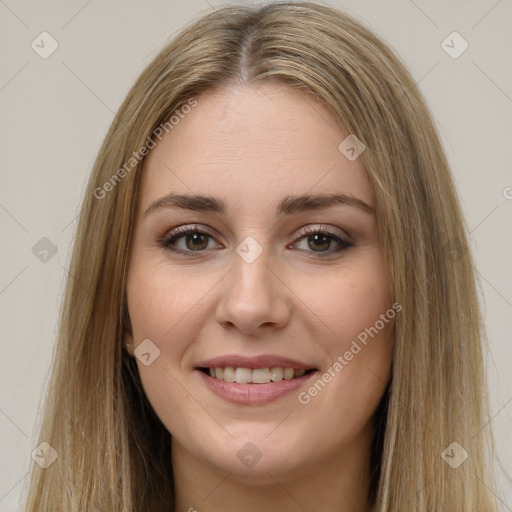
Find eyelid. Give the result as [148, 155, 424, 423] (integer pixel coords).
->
[166, 223, 214, 238]
[294, 224, 352, 243]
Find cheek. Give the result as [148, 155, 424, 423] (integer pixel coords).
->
[126, 258, 212, 341]
[294, 252, 392, 353]
[126, 262, 206, 431]
[125, 262, 195, 406]
[294, 252, 393, 418]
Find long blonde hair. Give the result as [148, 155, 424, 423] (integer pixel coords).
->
[24, 2, 499, 510]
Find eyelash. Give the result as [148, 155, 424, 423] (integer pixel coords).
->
[157, 224, 353, 258]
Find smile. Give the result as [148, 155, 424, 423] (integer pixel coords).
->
[196, 367, 318, 405]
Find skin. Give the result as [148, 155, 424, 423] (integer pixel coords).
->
[125, 82, 395, 512]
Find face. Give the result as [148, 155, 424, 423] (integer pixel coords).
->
[125, 82, 395, 481]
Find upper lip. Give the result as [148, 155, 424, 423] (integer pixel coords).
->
[195, 354, 317, 370]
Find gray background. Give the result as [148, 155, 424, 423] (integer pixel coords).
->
[0, 0, 510, 510]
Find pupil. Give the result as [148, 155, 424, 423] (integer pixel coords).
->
[186, 233, 207, 250]
[309, 234, 330, 251]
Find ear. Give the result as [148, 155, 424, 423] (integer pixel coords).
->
[122, 300, 134, 356]
[124, 331, 134, 356]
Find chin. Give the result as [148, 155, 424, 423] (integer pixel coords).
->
[192, 433, 312, 482]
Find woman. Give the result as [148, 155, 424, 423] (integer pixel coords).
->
[24, 2, 500, 510]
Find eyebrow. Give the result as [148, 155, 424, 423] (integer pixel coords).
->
[143, 192, 375, 217]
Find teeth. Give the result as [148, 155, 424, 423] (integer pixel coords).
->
[283, 368, 294, 380]
[207, 366, 310, 383]
[234, 367, 252, 383]
[270, 367, 283, 381]
[252, 368, 271, 383]
[223, 367, 235, 382]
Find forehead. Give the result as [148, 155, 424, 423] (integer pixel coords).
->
[138, 82, 373, 215]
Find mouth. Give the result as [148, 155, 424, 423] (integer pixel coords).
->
[195, 357, 319, 405]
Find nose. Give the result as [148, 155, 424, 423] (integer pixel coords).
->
[215, 245, 291, 335]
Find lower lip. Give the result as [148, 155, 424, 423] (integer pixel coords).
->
[197, 369, 317, 405]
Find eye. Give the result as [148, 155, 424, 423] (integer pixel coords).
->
[158, 225, 220, 256]
[157, 224, 353, 258]
[292, 225, 353, 256]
